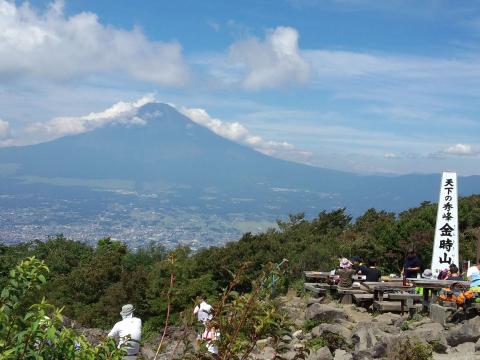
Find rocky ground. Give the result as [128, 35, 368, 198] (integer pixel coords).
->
[77, 292, 480, 359]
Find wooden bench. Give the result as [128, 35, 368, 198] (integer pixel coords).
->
[386, 293, 422, 315]
[336, 289, 368, 305]
[304, 282, 332, 289]
[353, 293, 374, 307]
[373, 300, 403, 312]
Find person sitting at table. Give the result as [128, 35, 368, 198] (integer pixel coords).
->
[467, 259, 480, 280]
[415, 269, 433, 295]
[360, 258, 381, 282]
[335, 258, 356, 289]
[403, 248, 422, 279]
[351, 256, 367, 274]
[446, 264, 463, 281]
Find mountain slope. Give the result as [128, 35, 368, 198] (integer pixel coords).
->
[1, 103, 479, 215]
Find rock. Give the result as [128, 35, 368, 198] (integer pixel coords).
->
[430, 303, 455, 326]
[256, 346, 277, 360]
[351, 323, 379, 353]
[307, 346, 333, 360]
[446, 316, 480, 346]
[333, 348, 353, 360]
[256, 337, 274, 350]
[372, 312, 401, 325]
[311, 323, 352, 345]
[352, 351, 373, 360]
[306, 304, 349, 323]
[281, 350, 297, 360]
[293, 343, 305, 350]
[409, 322, 448, 352]
[476, 336, 480, 352]
[448, 341, 476, 355]
[409, 316, 432, 329]
[282, 334, 292, 343]
[293, 329, 304, 340]
[371, 333, 410, 358]
[308, 298, 325, 306]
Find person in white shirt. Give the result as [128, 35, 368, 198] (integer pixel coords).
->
[193, 296, 213, 324]
[202, 322, 220, 356]
[108, 304, 142, 359]
[467, 260, 480, 280]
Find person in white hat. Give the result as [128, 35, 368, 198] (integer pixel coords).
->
[108, 304, 142, 359]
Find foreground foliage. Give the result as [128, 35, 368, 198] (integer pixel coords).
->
[0, 257, 125, 359]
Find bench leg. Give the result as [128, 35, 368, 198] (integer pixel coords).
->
[340, 294, 353, 305]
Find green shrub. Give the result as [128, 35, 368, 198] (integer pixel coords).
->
[0, 257, 126, 359]
[388, 337, 433, 360]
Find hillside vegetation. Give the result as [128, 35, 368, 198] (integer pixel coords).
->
[1, 195, 479, 332]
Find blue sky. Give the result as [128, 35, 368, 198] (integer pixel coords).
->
[1, 0, 480, 175]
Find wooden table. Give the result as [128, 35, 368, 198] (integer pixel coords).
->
[304, 271, 332, 281]
[362, 282, 414, 301]
[408, 279, 470, 311]
[387, 293, 423, 316]
[381, 276, 404, 283]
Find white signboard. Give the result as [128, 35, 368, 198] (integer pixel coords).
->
[431, 172, 459, 276]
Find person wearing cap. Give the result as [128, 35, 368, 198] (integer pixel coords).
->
[193, 296, 213, 342]
[403, 248, 422, 279]
[335, 258, 356, 289]
[108, 304, 142, 358]
[415, 269, 433, 295]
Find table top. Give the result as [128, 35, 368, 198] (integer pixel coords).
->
[408, 279, 470, 288]
[304, 271, 332, 279]
[363, 282, 414, 290]
[381, 276, 404, 282]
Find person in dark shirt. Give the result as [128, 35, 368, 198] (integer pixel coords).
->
[361, 258, 382, 282]
[351, 256, 367, 274]
[446, 264, 463, 281]
[403, 249, 422, 278]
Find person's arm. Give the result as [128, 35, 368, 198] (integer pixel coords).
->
[193, 305, 199, 315]
[108, 323, 119, 338]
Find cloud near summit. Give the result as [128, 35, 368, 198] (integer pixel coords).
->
[0, 0, 189, 85]
[28, 95, 155, 138]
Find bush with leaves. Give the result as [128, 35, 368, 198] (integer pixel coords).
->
[0, 257, 126, 359]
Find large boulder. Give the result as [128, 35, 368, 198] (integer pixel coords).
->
[311, 323, 353, 346]
[333, 349, 353, 360]
[447, 341, 476, 355]
[307, 346, 333, 360]
[446, 316, 480, 346]
[409, 322, 448, 352]
[255, 346, 277, 360]
[351, 323, 379, 353]
[371, 312, 401, 325]
[306, 304, 349, 323]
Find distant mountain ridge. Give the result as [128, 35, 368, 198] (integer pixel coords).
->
[1, 102, 480, 217]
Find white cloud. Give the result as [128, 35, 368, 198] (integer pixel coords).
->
[383, 152, 399, 158]
[0, 0, 189, 85]
[0, 118, 10, 139]
[179, 106, 312, 163]
[28, 94, 155, 137]
[442, 143, 479, 156]
[228, 26, 311, 89]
